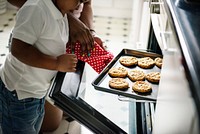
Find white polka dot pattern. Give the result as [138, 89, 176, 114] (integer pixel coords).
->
[66, 42, 114, 73]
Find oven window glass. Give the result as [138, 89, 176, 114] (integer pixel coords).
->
[60, 72, 81, 97]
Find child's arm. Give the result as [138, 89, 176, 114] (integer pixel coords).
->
[11, 38, 78, 72]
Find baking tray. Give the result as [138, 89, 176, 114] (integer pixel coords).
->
[92, 49, 163, 101]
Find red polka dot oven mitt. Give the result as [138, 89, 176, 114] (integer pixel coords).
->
[66, 42, 114, 74]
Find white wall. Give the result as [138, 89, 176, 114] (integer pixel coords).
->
[129, 0, 151, 49]
[92, 0, 151, 49]
[92, 0, 133, 18]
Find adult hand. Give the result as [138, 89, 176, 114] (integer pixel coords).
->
[67, 13, 94, 54]
[93, 34, 107, 50]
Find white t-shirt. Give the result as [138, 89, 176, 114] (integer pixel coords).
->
[0, 0, 69, 100]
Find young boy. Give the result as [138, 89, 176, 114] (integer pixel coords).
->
[7, 0, 108, 133]
[0, 0, 84, 133]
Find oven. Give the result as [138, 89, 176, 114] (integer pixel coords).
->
[47, 62, 157, 134]
[150, 0, 200, 133]
[47, 0, 200, 133]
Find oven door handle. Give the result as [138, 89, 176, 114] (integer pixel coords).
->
[118, 95, 156, 103]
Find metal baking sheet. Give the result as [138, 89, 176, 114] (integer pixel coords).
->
[92, 49, 163, 101]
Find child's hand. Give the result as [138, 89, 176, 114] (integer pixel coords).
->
[56, 54, 78, 72]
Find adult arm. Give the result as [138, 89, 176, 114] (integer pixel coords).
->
[67, 13, 94, 53]
[80, 0, 106, 49]
[68, 0, 106, 53]
[79, 0, 94, 30]
[68, 0, 95, 53]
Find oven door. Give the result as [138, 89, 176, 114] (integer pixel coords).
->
[47, 60, 156, 134]
[47, 61, 127, 134]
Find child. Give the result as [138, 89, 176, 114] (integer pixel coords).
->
[0, 0, 82, 133]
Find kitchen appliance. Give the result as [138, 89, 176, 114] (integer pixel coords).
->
[48, 65, 155, 133]
[150, 0, 200, 133]
[176, 0, 200, 11]
[181, 0, 200, 5]
[47, 0, 200, 133]
[47, 61, 127, 133]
